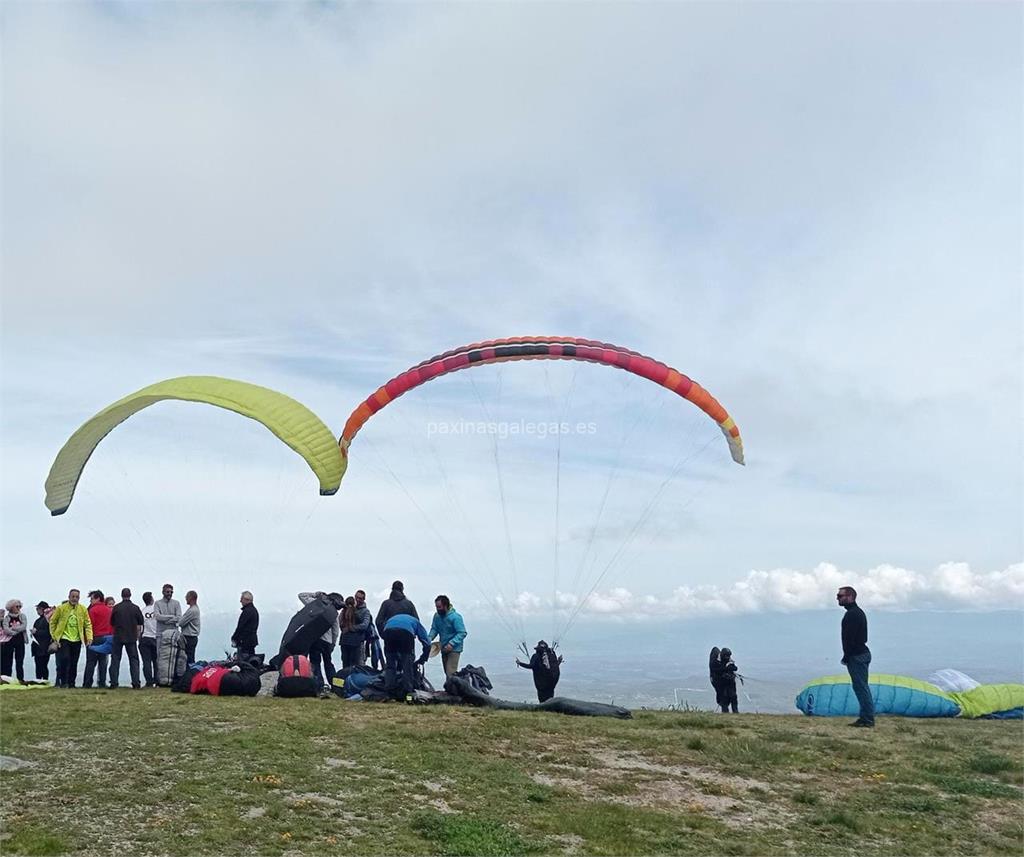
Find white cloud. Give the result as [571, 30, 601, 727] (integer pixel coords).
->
[497, 562, 1024, 621]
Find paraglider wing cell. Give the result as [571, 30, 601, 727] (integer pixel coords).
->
[44, 376, 345, 515]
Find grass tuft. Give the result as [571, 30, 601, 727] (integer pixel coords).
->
[412, 813, 537, 856]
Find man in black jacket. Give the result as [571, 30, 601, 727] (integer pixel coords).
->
[837, 586, 874, 727]
[232, 591, 260, 660]
[375, 581, 418, 636]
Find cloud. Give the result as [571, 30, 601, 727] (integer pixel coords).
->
[496, 562, 1024, 621]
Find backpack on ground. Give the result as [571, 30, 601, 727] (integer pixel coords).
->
[156, 629, 188, 687]
[275, 654, 317, 698]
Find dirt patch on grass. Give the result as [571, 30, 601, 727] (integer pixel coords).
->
[530, 746, 794, 827]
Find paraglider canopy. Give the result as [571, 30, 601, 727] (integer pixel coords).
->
[45, 376, 345, 515]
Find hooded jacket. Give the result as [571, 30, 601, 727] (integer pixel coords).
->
[375, 589, 418, 635]
[428, 608, 467, 653]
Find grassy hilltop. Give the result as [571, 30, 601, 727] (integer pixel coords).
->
[0, 690, 1021, 856]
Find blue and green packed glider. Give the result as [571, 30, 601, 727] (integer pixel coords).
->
[795, 675, 1024, 719]
[795, 675, 960, 718]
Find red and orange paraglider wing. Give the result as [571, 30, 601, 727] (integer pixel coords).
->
[340, 336, 744, 465]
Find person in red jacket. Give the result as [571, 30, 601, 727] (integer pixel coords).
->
[83, 590, 113, 689]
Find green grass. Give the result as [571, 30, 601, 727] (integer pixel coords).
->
[0, 690, 1021, 855]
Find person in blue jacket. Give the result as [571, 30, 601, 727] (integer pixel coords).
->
[428, 595, 467, 678]
[381, 613, 430, 701]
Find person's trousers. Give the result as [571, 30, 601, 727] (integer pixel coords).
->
[441, 650, 461, 677]
[109, 639, 141, 688]
[383, 628, 416, 697]
[83, 646, 109, 688]
[139, 637, 158, 686]
[846, 651, 875, 724]
[309, 639, 335, 688]
[182, 635, 198, 666]
[340, 644, 362, 669]
[1, 638, 26, 682]
[535, 681, 556, 703]
[33, 651, 51, 681]
[55, 641, 82, 688]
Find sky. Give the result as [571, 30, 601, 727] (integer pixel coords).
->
[1, 1, 1021, 637]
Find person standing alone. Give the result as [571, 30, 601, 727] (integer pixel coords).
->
[837, 586, 874, 728]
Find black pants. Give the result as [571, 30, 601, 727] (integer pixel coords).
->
[83, 646, 109, 688]
[340, 644, 361, 669]
[535, 681, 556, 703]
[33, 651, 51, 681]
[139, 637, 158, 686]
[1, 638, 26, 682]
[55, 641, 82, 688]
[383, 628, 417, 698]
[716, 682, 739, 713]
[109, 639, 141, 688]
[182, 635, 198, 666]
[309, 639, 335, 688]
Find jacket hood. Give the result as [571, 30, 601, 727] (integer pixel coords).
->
[389, 590, 406, 602]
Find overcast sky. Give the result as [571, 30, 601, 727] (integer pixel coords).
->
[1, 2, 1020, 631]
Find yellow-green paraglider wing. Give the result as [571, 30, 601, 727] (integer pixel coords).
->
[44, 376, 345, 515]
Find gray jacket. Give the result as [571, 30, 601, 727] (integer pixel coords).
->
[177, 605, 201, 638]
[154, 597, 181, 633]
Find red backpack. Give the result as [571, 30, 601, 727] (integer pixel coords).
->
[276, 654, 317, 697]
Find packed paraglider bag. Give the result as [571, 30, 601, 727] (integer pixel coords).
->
[156, 629, 187, 687]
[275, 596, 338, 663]
[274, 654, 318, 698]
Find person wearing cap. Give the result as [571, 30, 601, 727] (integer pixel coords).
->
[30, 601, 54, 681]
[1, 599, 31, 683]
[375, 580, 419, 636]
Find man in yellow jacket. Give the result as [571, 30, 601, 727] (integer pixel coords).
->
[49, 589, 93, 689]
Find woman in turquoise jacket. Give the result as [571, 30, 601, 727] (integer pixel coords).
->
[428, 595, 467, 677]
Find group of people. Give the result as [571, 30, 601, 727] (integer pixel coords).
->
[1, 585, 207, 690]
[4, 581, 873, 718]
[289, 582, 470, 701]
